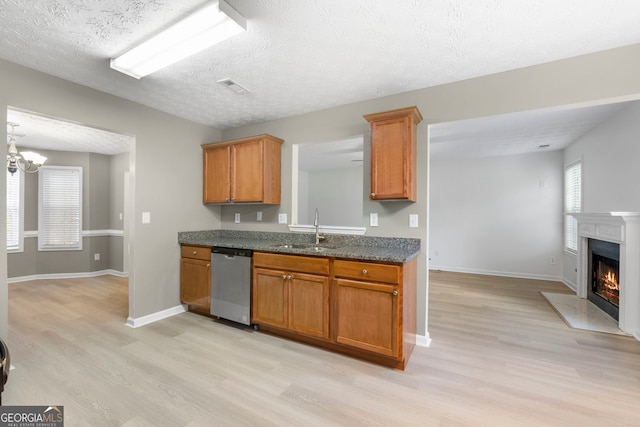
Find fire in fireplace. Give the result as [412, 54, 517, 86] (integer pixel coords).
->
[588, 239, 620, 321]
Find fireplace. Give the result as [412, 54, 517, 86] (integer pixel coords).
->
[573, 212, 640, 339]
[587, 239, 620, 321]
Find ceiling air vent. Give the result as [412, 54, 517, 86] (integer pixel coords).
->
[217, 78, 249, 95]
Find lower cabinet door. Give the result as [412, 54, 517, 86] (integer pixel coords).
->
[180, 257, 211, 310]
[252, 268, 287, 328]
[289, 273, 330, 339]
[334, 278, 398, 357]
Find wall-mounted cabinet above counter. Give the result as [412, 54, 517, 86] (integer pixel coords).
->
[364, 106, 422, 202]
[202, 134, 284, 204]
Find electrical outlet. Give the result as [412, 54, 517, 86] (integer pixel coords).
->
[550, 256, 556, 265]
[234, 213, 241, 224]
[142, 212, 151, 224]
[370, 213, 379, 227]
[94, 253, 100, 261]
[409, 214, 419, 228]
[119, 212, 123, 220]
[278, 213, 287, 224]
[257, 211, 263, 222]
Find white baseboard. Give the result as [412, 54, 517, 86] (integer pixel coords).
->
[429, 265, 563, 282]
[126, 304, 187, 328]
[7, 269, 128, 284]
[562, 278, 577, 292]
[416, 333, 431, 347]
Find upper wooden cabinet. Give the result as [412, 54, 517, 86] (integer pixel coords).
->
[202, 134, 284, 204]
[364, 106, 422, 201]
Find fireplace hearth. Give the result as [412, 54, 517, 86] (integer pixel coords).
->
[588, 239, 620, 321]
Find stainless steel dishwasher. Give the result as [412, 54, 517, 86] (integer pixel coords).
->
[210, 246, 253, 326]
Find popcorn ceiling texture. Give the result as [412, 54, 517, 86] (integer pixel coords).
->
[1, 0, 640, 132]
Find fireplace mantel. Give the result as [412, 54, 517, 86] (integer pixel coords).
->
[572, 212, 640, 339]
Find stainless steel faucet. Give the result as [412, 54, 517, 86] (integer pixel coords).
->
[314, 208, 324, 245]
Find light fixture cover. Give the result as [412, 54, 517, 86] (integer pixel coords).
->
[110, 0, 246, 79]
[20, 151, 47, 165]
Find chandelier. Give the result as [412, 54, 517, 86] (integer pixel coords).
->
[6, 122, 47, 175]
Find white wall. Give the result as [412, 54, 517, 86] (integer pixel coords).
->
[563, 100, 640, 297]
[564, 101, 640, 213]
[303, 166, 363, 226]
[429, 151, 564, 280]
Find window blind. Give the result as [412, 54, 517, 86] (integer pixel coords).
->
[38, 166, 83, 251]
[6, 169, 23, 252]
[564, 161, 582, 252]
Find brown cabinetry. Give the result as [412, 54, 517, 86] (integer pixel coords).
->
[202, 134, 284, 204]
[364, 106, 422, 201]
[333, 260, 401, 357]
[252, 252, 417, 369]
[180, 245, 211, 312]
[252, 252, 330, 340]
[333, 258, 417, 369]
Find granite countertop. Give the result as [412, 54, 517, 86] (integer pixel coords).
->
[178, 230, 420, 263]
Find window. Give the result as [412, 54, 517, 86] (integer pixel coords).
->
[6, 169, 24, 252]
[38, 166, 83, 251]
[564, 160, 582, 252]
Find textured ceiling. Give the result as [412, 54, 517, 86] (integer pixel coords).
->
[2, 1, 640, 156]
[7, 108, 132, 155]
[430, 101, 634, 159]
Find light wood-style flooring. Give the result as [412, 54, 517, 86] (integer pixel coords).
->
[5, 272, 640, 426]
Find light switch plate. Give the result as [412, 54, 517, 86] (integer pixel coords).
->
[234, 213, 241, 223]
[142, 212, 151, 224]
[278, 213, 287, 224]
[370, 213, 379, 227]
[409, 214, 418, 228]
[257, 211, 263, 222]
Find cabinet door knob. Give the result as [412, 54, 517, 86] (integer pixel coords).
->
[282, 275, 287, 279]
[287, 275, 293, 280]
[392, 290, 398, 296]
[207, 264, 210, 267]
[362, 269, 367, 274]
[370, 192, 376, 197]
[192, 251, 197, 255]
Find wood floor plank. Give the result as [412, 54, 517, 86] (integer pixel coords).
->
[4, 272, 640, 426]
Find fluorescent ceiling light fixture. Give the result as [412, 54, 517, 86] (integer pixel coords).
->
[110, 0, 246, 79]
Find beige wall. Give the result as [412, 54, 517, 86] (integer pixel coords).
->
[219, 44, 640, 338]
[1, 59, 222, 340]
[2, 44, 640, 342]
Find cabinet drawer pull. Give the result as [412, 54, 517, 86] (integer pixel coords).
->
[362, 269, 367, 274]
[392, 290, 398, 296]
[192, 251, 197, 255]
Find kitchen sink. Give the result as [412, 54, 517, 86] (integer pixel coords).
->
[270, 243, 340, 251]
[270, 243, 309, 249]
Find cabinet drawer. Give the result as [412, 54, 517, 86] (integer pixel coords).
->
[181, 245, 211, 261]
[334, 260, 400, 284]
[254, 252, 329, 275]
